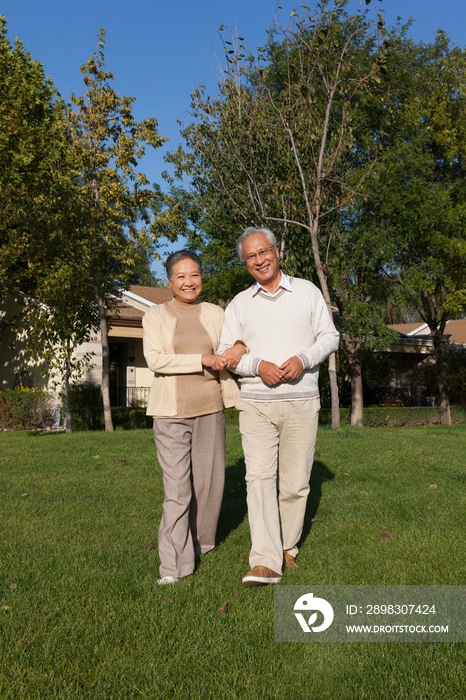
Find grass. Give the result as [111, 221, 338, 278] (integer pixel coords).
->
[0, 424, 465, 699]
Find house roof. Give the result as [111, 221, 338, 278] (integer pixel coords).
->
[109, 286, 173, 329]
[127, 285, 173, 305]
[389, 320, 466, 345]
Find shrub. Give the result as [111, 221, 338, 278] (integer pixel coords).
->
[0, 386, 54, 429]
[319, 405, 466, 427]
[68, 382, 103, 431]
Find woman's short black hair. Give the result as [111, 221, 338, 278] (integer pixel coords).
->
[165, 250, 202, 279]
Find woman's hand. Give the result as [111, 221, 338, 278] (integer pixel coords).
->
[202, 354, 228, 371]
[221, 342, 247, 369]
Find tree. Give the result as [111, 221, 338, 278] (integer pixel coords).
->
[360, 32, 466, 424]
[167, 1, 389, 426]
[21, 262, 99, 432]
[0, 16, 68, 297]
[66, 30, 169, 431]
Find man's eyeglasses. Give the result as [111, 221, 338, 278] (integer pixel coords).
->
[244, 246, 275, 264]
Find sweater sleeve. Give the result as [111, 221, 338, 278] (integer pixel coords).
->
[142, 306, 203, 375]
[295, 289, 340, 369]
[217, 300, 262, 377]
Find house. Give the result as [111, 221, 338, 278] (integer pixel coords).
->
[74, 286, 173, 407]
[384, 320, 466, 403]
[0, 286, 173, 407]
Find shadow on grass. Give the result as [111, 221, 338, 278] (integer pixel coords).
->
[300, 459, 335, 546]
[216, 456, 247, 545]
[27, 430, 67, 438]
[216, 457, 334, 549]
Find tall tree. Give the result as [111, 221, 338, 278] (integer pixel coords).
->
[360, 32, 466, 424]
[0, 16, 67, 297]
[167, 1, 388, 426]
[67, 30, 169, 431]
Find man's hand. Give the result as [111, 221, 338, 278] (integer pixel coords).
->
[279, 356, 304, 382]
[202, 354, 228, 371]
[221, 343, 247, 369]
[258, 360, 283, 386]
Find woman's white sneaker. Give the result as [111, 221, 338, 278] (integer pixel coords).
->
[157, 576, 178, 585]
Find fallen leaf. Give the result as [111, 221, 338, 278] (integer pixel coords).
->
[343, 472, 350, 477]
[59, 498, 64, 503]
[317, 561, 322, 566]
[18, 637, 29, 644]
[146, 544, 156, 552]
[9, 583, 18, 590]
[311, 517, 319, 523]
[161, 597, 173, 605]
[32, 485, 40, 490]
[2, 606, 11, 611]
[93, 455, 100, 459]
[379, 531, 396, 540]
[20, 493, 29, 498]
[118, 458, 127, 463]
[429, 484, 438, 489]
[218, 601, 228, 616]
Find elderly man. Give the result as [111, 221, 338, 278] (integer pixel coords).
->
[218, 227, 340, 587]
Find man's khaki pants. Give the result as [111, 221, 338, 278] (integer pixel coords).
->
[238, 398, 320, 574]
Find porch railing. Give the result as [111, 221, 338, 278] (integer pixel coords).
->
[110, 386, 150, 408]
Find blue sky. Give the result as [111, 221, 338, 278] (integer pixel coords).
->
[2, 0, 465, 277]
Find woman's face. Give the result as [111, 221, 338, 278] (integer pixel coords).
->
[168, 258, 202, 304]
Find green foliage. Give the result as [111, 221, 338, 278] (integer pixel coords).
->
[0, 16, 69, 296]
[67, 382, 102, 431]
[319, 405, 466, 427]
[67, 383, 153, 431]
[319, 344, 397, 406]
[66, 29, 170, 296]
[416, 349, 466, 402]
[0, 386, 53, 429]
[127, 242, 164, 287]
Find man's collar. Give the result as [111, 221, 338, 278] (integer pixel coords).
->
[252, 272, 292, 296]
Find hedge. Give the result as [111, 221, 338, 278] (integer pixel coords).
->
[70, 405, 466, 431]
[319, 405, 466, 427]
[0, 387, 54, 430]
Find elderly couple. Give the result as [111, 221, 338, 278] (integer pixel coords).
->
[142, 227, 339, 587]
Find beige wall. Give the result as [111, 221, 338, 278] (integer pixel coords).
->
[0, 294, 52, 392]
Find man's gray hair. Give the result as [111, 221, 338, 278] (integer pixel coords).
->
[236, 227, 278, 263]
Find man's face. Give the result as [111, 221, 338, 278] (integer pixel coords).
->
[242, 233, 281, 291]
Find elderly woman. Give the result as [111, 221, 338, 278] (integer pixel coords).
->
[143, 250, 243, 584]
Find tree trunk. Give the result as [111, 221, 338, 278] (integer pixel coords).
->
[344, 332, 364, 427]
[96, 287, 114, 432]
[432, 331, 451, 426]
[328, 353, 340, 428]
[63, 342, 72, 433]
[309, 221, 340, 427]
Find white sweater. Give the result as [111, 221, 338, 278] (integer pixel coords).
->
[217, 275, 340, 402]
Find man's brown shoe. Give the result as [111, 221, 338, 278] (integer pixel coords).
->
[284, 551, 298, 569]
[242, 566, 282, 587]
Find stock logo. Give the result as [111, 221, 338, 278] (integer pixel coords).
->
[294, 592, 334, 633]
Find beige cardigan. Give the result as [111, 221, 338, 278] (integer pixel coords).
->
[142, 301, 239, 417]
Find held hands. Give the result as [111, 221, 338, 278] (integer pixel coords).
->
[202, 342, 247, 372]
[258, 356, 304, 386]
[221, 343, 247, 369]
[202, 354, 228, 371]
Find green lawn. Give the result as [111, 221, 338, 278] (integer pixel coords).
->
[1, 424, 465, 699]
